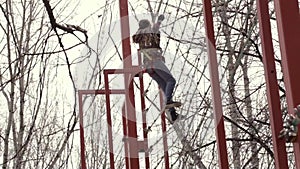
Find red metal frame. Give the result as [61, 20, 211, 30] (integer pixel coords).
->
[119, 0, 140, 167]
[121, 104, 130, 169]
[256, 0, 289, 168]
[78, 91, 86, 169]
[104, 71, 116, 169]
[159, 92, 170, 169]
[273, 0, 300, 168]
[137, 51, 151, 169]
[79, 0, 300, 168]
[79, 66, 170, 169]
[202, 0, 229, 168]
[79, 89, 126, 169]
[104, 68, 141, 169]
[78, 88, 125, 169]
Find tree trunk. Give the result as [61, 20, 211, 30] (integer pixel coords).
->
[216, 1, 241, 168]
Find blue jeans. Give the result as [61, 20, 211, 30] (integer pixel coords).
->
[145, 60, 176, 103]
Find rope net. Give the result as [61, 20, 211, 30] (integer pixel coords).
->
[77, 0, 289, 168]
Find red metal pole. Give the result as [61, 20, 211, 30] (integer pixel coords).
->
[119, 0, 140, 168]
[139, 76, 150, 168]
[104, 71, 115, 169]
[159, 92, 170, 169]
[122, 104, 130, 169]
[137, 49, 150, 169]
[256, 0, 288, 168]
[79, 91, 87, 169]
[202, 0, 229, 168]
[273, 0, 300, 168]
[119, 0, 132, 65]
[124, 77, 139, 168]
[161, 111, 170, 169]
[125, 79, 139, 169]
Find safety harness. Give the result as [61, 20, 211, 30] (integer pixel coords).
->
[133, 30, 164, 75]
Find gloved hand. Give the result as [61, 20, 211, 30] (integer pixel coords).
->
[278, 104, 300, 143]
[278, 113, 300, 142]
[158, 14, 165, 22]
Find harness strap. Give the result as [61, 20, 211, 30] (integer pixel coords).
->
[141, 50, 165, 62]
[141, 50, 153, 60]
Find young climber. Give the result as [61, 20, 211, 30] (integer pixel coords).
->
[132, 15, 182, 123]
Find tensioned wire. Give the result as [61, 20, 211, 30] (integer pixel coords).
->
[132, 1, 217, 166]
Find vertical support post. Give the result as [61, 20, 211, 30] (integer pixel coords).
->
[119, 0, 140, 168]
[273, 0, 300, 168]
[137, 50, 150, 168]
[122, 104, 130, 169]
[160, 92, 170, 169]
[161, 112, 170, 169]
[79, 92, 87, 169]
[119, 0, 132, 66]
[104, 71, 115, 169]
[256, 0, 288, 168]
[123, 75, 139, 168]
[139, 74, 150, 169]
[202, 0, 229, 168]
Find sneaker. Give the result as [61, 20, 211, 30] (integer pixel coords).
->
[166, 109, 185, 124]
[165, 101, 182, 109]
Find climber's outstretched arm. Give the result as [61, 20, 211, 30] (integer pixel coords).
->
[153, 15, 164, 33]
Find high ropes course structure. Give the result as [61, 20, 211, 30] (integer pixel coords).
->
[78, 0, 300, 168]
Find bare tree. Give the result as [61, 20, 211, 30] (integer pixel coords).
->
[0, 0, 87, 168]
[0, 0, 294, 168]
